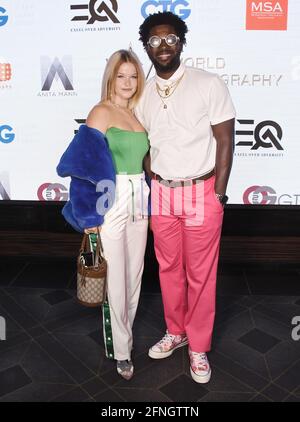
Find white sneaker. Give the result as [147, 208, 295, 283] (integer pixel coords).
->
[189, 350, 211, 384]
[148, 331, 188, 359]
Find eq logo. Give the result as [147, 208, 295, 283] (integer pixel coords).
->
[0, 6, 8, 27]
[243, 186, 277, 204]
[41, 56, 74, 91]
[70, 0, 120, 24]
[236, 120, 283, 150]
[0, 62, 11, 81]
[0, 125, 15, 144]
[37, 183, 69, 201]
[141, 0, 191, 20]
[74, 118, 86, 134]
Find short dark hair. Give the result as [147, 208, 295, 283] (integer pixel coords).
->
[139, 12, 188, 47]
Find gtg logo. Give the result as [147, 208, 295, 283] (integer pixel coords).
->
[243, 186, 300, 205]
[141, 0, 191, 20]
[0, 125, 15, 144]
[0, 6, 8, 26]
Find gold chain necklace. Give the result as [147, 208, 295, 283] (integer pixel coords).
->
[155, 73, 185, 109]
[156, 78, 180, 96]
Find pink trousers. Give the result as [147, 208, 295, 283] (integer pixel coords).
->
[151, 175, 224, 352]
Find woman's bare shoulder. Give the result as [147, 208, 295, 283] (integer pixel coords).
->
[86, 102, 112, 133]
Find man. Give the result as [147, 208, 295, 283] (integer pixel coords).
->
[136, 12, 235, 384]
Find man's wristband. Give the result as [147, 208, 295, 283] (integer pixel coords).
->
[215, 193, 229, 205]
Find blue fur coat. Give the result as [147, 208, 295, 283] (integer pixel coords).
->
[56, 125, 116, 232]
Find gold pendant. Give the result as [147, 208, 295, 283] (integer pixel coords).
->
[165, 87, 170, 96]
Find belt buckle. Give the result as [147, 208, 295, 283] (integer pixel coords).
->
[183, 180, 193, 187]
[172, 180, 183, 188]
[158, 179, 181, 188]
[159, 179, 193, 188]
[159, 179, 170, 187]
[171, 180, 192, 188]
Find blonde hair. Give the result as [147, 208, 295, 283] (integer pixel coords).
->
[101, 49, 145, 109]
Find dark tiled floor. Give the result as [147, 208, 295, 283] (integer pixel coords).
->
[0, 258, 300, 402]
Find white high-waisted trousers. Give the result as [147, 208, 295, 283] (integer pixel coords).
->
[101, 173, 149, 360]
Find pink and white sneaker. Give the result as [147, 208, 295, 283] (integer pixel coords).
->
[189, 350, 211, 384]
[148, 331, 188, 359]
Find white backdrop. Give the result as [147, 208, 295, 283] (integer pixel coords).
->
[0, 0, 299, 205]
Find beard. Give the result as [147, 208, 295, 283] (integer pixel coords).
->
[151, 53, 181, 75]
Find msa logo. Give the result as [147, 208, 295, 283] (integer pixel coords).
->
[141, 0, 191, 20]
[236, 120, 283, 150]
[70, 0, 120, 24]
[41, 56, 74, 91]
[246, 0, 288, 30]
[251, 1, 283, 12]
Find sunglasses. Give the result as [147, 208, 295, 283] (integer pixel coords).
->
[147, 34, 180, 48]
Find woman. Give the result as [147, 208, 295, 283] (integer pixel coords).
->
[57, 50, 149, 380]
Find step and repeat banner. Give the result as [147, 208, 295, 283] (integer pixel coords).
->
[1, 0, 299, 205]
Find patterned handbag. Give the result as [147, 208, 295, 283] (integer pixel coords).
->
[77, 230, 107, 307]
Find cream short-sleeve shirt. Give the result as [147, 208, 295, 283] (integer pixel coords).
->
[135, 62, 236, 180]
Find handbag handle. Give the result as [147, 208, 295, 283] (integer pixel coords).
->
[94, 227, 104, 267]
[79, 227, 105, 268]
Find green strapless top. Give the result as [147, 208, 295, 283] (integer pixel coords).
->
[106, 127, 149, 175]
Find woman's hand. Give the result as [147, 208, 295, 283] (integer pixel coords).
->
[84, 226, 102, 234]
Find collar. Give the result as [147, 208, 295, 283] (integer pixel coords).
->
[155, 61, 185, 86]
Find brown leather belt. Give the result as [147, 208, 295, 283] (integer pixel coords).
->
[153, 169, 215, 188]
